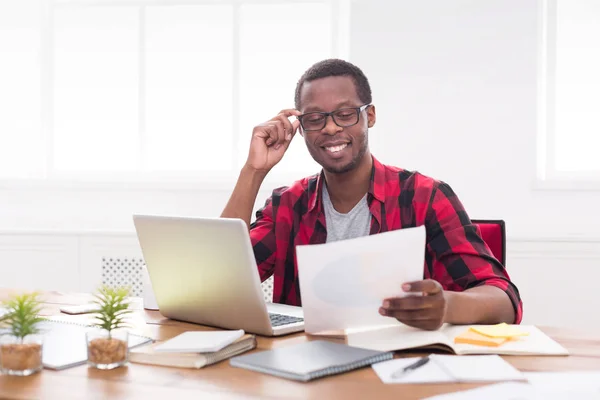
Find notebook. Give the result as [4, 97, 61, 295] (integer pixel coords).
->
[340, 324, 569, 356]
[130, 334, 256, 369]
[38, 319, 152, 370]
[372, 354, 526, 384]
[153, 330, 245, 353]
[229, 340, 393, 382]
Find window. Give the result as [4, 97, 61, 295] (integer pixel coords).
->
[0, 0, 349, 185]
[539, 0, 600, 183]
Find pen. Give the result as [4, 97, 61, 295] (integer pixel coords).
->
[390, 355, 430, 379]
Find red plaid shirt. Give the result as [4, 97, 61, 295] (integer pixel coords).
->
[250, 156, 522, 323]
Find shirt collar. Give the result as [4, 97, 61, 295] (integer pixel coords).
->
[308, 155, 386, 213]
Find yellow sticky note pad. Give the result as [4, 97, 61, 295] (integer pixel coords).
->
[470, 323, 529, 339]
[453, 329, 508, 347]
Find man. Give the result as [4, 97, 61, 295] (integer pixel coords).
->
[221, 59, 522, 330]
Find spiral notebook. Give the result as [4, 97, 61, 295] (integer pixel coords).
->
[39, 320, 153, 370]
[230, 340, 393, 382]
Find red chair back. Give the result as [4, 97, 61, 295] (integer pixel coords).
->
[472, 219, 506, 265]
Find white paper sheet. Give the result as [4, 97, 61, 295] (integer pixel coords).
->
[153, 330, 245, 353]
[372, 355, 525, 384]
[432, 355, 525, 382]
[372, 357, 454, 384]
[422, 372, 600, 399]
[423, 383, 536, 400]
[524, 371, 600, 397]
[295, 225, 426, 335]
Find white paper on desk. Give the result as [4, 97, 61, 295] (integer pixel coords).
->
[524, 371, 600, 396]
[423, 382, 536, 400]
[154, 330, 245, 353]
[432, 355, 525, 382]
[372, 354, 525, 384]
[296, 225, 425, 335]
[372, 357, 454, 384]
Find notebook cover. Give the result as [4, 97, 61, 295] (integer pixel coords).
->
[39, 320, 153, 370]
[229, 340, 393, 382]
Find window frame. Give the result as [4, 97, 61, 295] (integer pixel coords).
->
[536, 0, 600, 191]
[0, 0, 350, 191]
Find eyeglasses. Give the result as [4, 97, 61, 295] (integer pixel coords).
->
[297, 104, 371, 132]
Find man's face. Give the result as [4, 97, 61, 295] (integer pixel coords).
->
[298, 76, 376, 174]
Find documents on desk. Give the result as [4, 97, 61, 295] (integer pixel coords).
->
[344, 323, 569, 356]
[524, 371, 600, 397]
[423, 373, 600, 399]
[423, 382, 536, 400]
[372, 354, 525, 384]
[295, 225, 426, 335]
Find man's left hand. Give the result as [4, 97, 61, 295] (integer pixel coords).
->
[379, 280, 448, 331]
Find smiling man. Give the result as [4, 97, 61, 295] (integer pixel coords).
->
[221, 59, 522, 330]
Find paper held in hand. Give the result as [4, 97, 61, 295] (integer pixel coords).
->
[295, 225, 426, 335]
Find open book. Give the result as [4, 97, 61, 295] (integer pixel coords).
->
[130, 334, 256, 369]
[327, 324, 569, 356]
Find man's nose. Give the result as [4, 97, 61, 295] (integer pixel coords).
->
[322, 115, 342, 135]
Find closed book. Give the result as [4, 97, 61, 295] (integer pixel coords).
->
[130, 334, 256, 369]
[230, 340, 393, 382]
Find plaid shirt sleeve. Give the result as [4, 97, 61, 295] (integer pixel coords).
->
[425, 182, 523, 323]
[249, 195, 277, 282]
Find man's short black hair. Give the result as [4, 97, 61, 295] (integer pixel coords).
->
[294, 58, 372, 110]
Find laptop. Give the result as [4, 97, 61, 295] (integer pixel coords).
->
[132, 214, 304, 337]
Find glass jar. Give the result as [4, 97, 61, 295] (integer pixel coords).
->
[86, 329, 129, 370]
[0, 334, 43, 376]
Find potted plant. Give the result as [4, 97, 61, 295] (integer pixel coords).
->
[0, 292, 45, 376]
[86, 286, 132, 370]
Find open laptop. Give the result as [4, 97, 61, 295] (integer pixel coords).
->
[132, 214, 304, 336]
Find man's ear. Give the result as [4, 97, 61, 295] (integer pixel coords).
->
[367, 105, 376, 128]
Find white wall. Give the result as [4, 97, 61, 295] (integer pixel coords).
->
[350, 0, 600, 329]
[352, 0, 600, 239]
[1, 0, 599, 329]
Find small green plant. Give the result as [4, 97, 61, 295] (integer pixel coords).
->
[91, 286, 132, 339]
[1, 292, 44, 342]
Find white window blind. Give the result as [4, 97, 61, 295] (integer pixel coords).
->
[0, 0, 347, 184]
[541, 0, 600, 180]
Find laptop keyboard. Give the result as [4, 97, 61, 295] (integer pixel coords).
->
[268, 313, 304, 327]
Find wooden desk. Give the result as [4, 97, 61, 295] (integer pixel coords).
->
[1, 289, 599, 400]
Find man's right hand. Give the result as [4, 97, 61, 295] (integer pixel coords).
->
[245, 109, 301, 173]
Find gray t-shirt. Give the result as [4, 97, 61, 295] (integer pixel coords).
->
[322, 184, 371, 243]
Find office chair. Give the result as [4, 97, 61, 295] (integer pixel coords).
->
[471, 219, 506, 265]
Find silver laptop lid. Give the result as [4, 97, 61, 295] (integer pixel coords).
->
[132, 215, 275, 335]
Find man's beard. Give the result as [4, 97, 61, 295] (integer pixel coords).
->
[323, 134, 368, 174]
